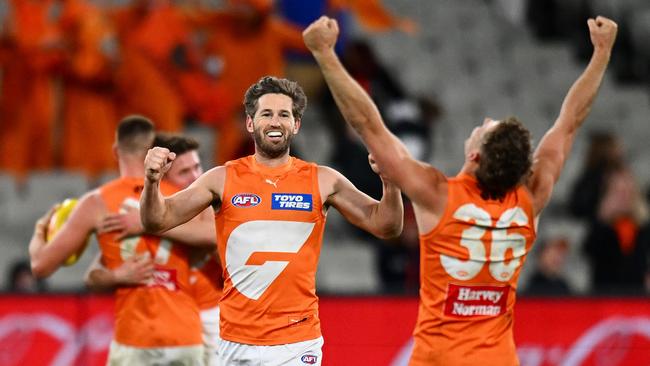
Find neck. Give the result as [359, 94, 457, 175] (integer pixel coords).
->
[459, 161, 477, 176]
[253, 149, 291, 168]
[118, 156, 145, 178]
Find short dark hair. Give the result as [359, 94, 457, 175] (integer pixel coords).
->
[116, 115, 155, 154]
[475, 116, 532, 200]
[243, 76, 307, 119]
[153, 132, 200, 155]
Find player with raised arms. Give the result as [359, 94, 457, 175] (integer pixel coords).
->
[303, 14, 617, 365]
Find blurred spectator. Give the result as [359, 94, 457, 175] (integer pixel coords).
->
[583, 165, 650, 294]
[568, 131, 623, 220]
[115, 0, 232, 134]
[201, 0, 308, 164]
[6, 259, 47, 293]
[525, 236, 572, 296]
[525, 0, 563, 41]
[112, 0, 186, 133]
[59, 0, 119, 178]
[0, 0, 65, 181]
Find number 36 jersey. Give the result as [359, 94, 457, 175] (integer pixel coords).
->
[411, 173, 536, 366]
[215, 156, 326, 346]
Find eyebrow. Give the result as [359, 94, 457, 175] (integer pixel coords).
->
[259, 108, 291, 114]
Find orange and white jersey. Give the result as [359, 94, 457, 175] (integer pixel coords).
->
[190, 251, 223, 310]
[410, 173, 536, 366]
[215, 156, 326, 345]
[98, 177, 202, 348]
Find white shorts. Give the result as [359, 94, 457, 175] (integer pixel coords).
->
[107, 341, 203, 366]
[200, 305, 221, 366]
[219, 336, 324, 366]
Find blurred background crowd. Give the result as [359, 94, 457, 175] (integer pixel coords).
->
[1, 0, 649, 298]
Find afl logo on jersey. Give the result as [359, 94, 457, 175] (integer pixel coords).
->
[231, 193, 261, 208]
[301, 354, 318, 364]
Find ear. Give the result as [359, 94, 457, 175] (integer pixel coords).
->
[468, 151, 480, 163]
[245, 115, 254, 133]
[292, 118, 301, 134]
[112, 144, 119, 161]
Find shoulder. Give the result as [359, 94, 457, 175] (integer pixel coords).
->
[74, 188, 106, 218]
[204, 165, 227, 180]
[317, 165, 345, 186]
[316, 165, 346, 199]
[195, 165, 227, 197]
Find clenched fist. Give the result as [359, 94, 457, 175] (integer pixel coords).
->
[587, 16, 617, 52]
[303, 16, 339, 54]
[144, 147, 176, 183]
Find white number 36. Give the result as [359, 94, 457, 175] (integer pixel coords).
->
[440, 204, 530, 282]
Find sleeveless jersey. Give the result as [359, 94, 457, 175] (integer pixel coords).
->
[410, 174, 537, 366]
[215, 156, 326, 345]
[190, 251, 223, 310]
[98, 177, 202, 347]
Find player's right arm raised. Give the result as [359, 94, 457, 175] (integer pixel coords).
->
[527, 16, 617, 215]
[141, 147, 223, 233]
[304, 16, 445, 210]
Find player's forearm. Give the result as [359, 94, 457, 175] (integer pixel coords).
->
[557, 48, 611, 133]
[371, 181, 404, 239]
[85, 268, 118, 292]
[28, 235, 50, 278]
[140, 179, 170, 233]
[28, 224, 57, 278]
[312, 49, 385, 139]
[161, 213, 216, 247]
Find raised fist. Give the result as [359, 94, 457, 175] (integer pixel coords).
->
[587, 16, 617, 52]
[144, 147, 176, 183]
[303, 16, 339, 54]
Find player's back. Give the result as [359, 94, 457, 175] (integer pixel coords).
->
[98, 177, 202, 348]
[411, 173, 536, 366]
[215, 155, 326, 345]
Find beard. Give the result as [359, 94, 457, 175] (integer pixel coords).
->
[253, 126, 293, 159]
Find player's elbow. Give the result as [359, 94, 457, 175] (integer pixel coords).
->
[30, 260, 53, 279]
[83, 270, 96, 290]
[84, 273, 107, 293]
[374, 221, 403, 240]
[140, 212, 166, 234]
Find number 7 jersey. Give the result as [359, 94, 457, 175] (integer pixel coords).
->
[410, 173, 537, 366]
[215, 156, 327, 345]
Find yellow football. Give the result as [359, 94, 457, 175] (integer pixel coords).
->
[46, 198, 89, 266]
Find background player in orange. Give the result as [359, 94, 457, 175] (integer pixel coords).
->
[29, 116, 215, 365]
[304, 15, 617, 366]
[84, 132, 224, 366]
[139, 76, 403, 365]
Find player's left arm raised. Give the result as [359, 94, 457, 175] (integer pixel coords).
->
[320, 165, 403, 239]
[29, 191, 102, 278]
[527, 16, 617, 215]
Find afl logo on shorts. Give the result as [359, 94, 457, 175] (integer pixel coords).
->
[301, 354, 318, 364]
[231, 193, 261, 208]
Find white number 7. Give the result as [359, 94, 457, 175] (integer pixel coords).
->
[440, 204, 529, 282]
